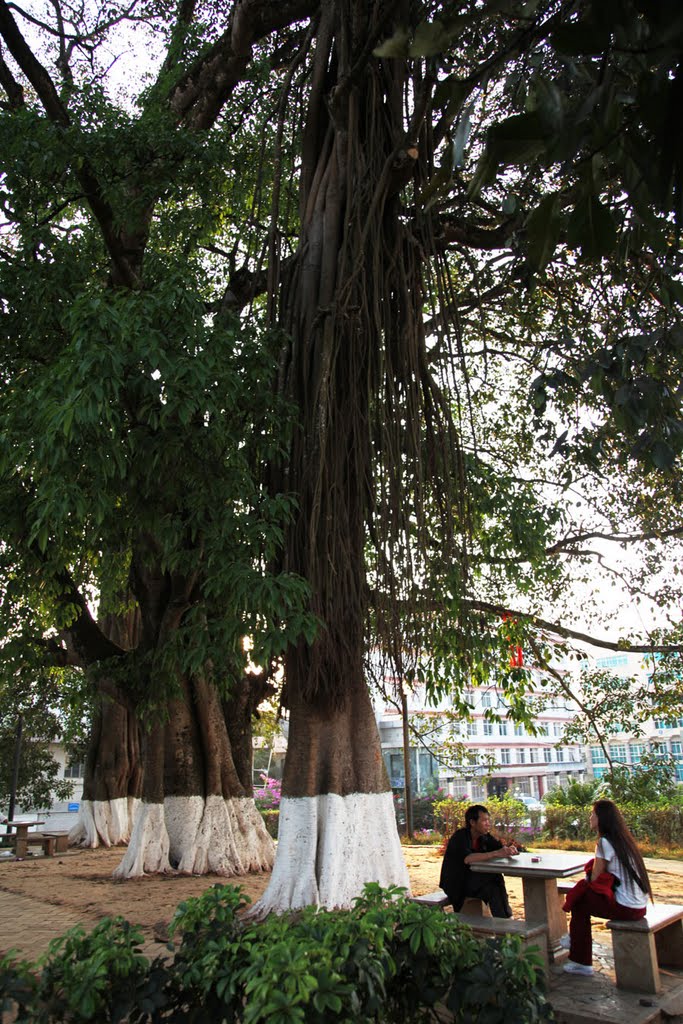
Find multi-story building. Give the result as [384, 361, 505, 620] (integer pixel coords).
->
[587, 653, 683, 782]
[375, 675, 586, 803]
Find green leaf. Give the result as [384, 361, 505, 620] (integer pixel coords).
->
[567, 195, 617, 258]
[525, 193, 563, 271]
[551, 23, 612, 56]
[651, 440, 675, 471]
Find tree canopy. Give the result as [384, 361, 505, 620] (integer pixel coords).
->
[0, 0, 682, 890]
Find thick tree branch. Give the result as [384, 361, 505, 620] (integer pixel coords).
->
[0, 0, 141, 287]
[546, 525, 683, 555]
[465, 598, 683, 654]
[169, 0, 319, 130]
[0, 40, 22, 106]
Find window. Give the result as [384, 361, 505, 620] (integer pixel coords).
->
[501, 748, 511, 765]
[556, 748, 565, 762]
[483, 722, 493, 737]
[467, 721, 478, 737]
[517, 749, 526, 764]
[64, 760, 85, 779]
[609, 744, 627, 763]
[481, 692, 492, 708]
[498, 721, 508, 736]
[629, 744, 644, 764]
[514, 724, 524, 737]
[595, 654, 629, 670]
[591, 746, 607, 765]
[553, 723, 563, 737]
[529, 749, 537, 763]
[537, 724, 549, 736]
[543, 747, 552, 763]
[671, 742, 682, 757]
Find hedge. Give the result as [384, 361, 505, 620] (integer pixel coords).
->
[0, 884, 554, 1023]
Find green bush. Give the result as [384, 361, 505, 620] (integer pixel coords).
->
[1, 917, 166, 1023]
[261, 809, 279, 838]
[434, 796, 541, 848]
[541, 802, 683, 848]
[0, 885, 554, 1023]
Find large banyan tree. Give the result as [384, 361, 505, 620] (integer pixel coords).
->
[1, 0, 682, 903]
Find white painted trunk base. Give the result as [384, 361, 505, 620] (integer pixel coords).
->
[112, 796, 275, 879]
[249, 792, 410, 916]
[69, 797, 139, 849]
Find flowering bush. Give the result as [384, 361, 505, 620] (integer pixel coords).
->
[253, 774, 282, 810]
[393, 788, 446, 832]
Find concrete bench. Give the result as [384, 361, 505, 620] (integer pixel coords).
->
[456, 913, 549, 974]
[606, 903, 683, 994]
[10, 831, 70, 857]
[409, 892, 545, 971]
[41, 832, 70, 855]
[409, 892, 492, 916]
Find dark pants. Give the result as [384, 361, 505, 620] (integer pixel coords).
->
[460, 872, 513, 918]
[569, 890, 646, 965]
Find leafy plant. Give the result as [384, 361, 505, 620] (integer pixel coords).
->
[0, 885, 553, 1023]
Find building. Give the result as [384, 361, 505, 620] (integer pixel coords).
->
[375, 673, 586, 803]
[586, 653, 683, 782]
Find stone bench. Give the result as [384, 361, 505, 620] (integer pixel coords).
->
[455, 913, 549, 974]
[409, 892, 492, 916]
[409, 892, 546, 972]
[606, 903, 683, 994]
[10, 831, 70, 857]
[40, 832, 70, 856]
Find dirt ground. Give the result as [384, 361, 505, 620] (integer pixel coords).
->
[1, 843, 682, 964]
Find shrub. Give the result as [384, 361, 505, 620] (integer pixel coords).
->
[393, 788, 446, 832]
[0, 886, 553, 1023]
[253, 775, 282, 811]
[434, 796, 541, 849]
[0, 917, 167, 1023]
[260, 808, 279, 838]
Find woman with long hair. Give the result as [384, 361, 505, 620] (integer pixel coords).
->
[563, 798, 653, 976]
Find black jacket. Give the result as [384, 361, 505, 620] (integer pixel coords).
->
[439, 827, 504, 910]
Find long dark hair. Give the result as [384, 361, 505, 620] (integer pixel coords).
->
[593, 799, 653, 900]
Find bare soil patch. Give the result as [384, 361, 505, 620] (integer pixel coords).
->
[1, 843, 682, 963]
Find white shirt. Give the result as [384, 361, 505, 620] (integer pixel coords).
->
[596, 836, 647, 908]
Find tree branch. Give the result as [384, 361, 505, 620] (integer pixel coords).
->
[0, 0, 141, 287]
[168, 0, 319, 131]
[465, 598, 683, 654]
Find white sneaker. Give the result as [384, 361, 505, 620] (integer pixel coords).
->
[563, 961, 593, 976]
[559, 934, 571, 950]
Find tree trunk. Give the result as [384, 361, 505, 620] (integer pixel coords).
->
[70, 611, 142, 849]
[251, 677, 408, 915]
[69, 698, 142, 848]
[253, 0, 414, 912]
[113, 671, 274, 878]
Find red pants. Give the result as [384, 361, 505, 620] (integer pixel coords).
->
[569, 890, 646, 965]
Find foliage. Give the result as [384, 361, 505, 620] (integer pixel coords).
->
[0, 917, 161, 1023]
[253, 775, 282, 811]
[393, 788, 446, 832]
[0, 666, 86, 811]
[0, 885, 553, 1023]
[542, 802, 683, 848]
[260, 809, 279, 839]
[434, 796, 541, 848]
[544, 779, 600, 807]
[599, 751, 679, 805]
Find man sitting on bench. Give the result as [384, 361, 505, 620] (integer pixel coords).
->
[440, 804, 518, 918]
